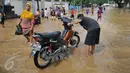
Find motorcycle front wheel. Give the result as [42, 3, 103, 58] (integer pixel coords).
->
[70, 35, 80, 47]
[34, 51, 52, 69]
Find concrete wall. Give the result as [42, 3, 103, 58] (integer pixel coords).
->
[10, 0, 41, 15]
[10, 0, 23, 15]
[0, 0, 2, 6]
[0, 0, 4, 6]
[53, 2, 69, 10]
[28, 1, 41, 14]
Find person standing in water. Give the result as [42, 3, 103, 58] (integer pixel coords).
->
[44, 8, 49, 19]
[97, 7, 103, 21]
[41, 8, 44, 18]
[86, 8, 89, 15]
[36, 9, 40, 16]
[73, 14, 100, 57]
[57, 7, 61, 20]
[71, 8, 75, 19]
[0, 5, 5, 28]
[62, 7, 66, 15]
[18, 3, 35, 43]
[91, 6, 94, 15]
[103, 6, 106, 11]
[50, 9, 56, 21]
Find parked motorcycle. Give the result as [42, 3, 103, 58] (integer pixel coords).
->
[30, 17, 80, 69]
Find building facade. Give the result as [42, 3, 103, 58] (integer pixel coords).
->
[9, 0, 68, 15]
[0, 0, 4, 6]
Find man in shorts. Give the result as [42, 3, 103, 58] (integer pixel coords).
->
[73, 14, 100, 57]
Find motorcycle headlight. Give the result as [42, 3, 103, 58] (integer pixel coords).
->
[30, 42, 41, 51]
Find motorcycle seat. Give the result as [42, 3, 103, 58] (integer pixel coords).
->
[34, 31, 61, 39]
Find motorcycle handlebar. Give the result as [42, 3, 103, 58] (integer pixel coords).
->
[68, 23, 74, 27]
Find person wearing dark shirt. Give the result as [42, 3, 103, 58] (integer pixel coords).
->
[62, 7, 65, 15]
[41, 8, 44, 18]
[73, 14, 100, 57]
[51, 9, 56, 21]
[56, 7, 61, 19]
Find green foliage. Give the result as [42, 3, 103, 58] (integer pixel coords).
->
[67, 0, 108, 5]
[113, 0, 128, 8]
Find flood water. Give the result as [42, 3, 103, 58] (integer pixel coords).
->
[0, 7, 130, 73]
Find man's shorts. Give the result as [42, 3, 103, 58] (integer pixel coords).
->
[85, 28, 100, 45]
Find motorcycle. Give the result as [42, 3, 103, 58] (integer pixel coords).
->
[61, 17, 80, 48]
[30, 17, 80, 69]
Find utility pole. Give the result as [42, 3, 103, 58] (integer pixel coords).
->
[81, 0, 83, 13]
[59, 0, 62, 8]
[36, 0, 40, 10]
[32, 0, 36, 14]
[51, 0, 54, 9]
[108, 0, 110, 4]
[41, 0, 45, 10]
[22, 0, 27, 10]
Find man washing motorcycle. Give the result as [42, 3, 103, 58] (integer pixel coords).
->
[72, 14, 100, 57]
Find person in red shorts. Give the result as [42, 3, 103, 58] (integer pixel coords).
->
[71, 8, 75, 19]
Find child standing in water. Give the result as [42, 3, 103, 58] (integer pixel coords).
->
[97, 8, 103, 21]
[44, 8, 48, 19]
[51, 9, 56, 21]
[41, 8, 44, 18]
[86, 8, 89, 15]
[91, 6, 94, 16]
[71, 8, 75, 19]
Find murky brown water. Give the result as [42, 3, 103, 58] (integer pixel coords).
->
[0, 7, 130, 73]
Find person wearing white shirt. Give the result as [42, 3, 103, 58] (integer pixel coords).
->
[44, 8, 48, 19]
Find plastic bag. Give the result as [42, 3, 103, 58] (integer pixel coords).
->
[15, 24, 23, 35]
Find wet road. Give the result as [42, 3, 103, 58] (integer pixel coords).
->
[0, 7, 130, 73]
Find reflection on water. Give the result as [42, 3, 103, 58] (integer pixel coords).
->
[0, 7, 130, 73]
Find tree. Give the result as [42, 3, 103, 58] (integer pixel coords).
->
[124, 0, 130, 10]
[36, 0, 40, 10]
[113, 0, 123, 8]
[113, 0, 130, 8]
[67, 0, 108, 6]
